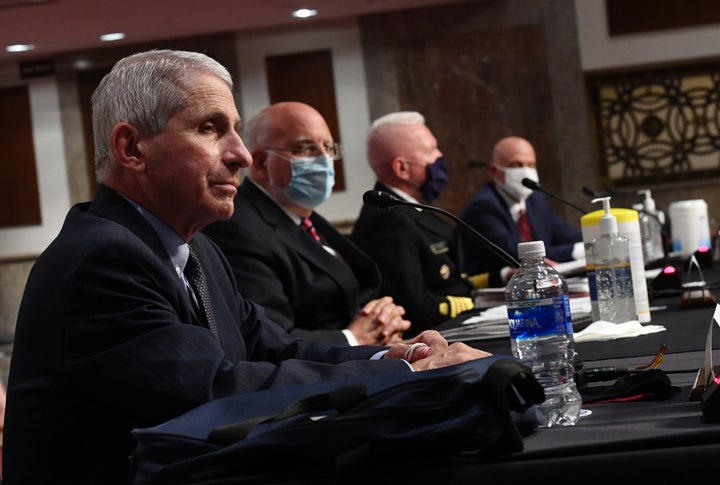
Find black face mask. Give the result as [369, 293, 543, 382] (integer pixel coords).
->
[419, 156, 449, 202]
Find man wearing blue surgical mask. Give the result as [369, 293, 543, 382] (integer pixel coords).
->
[203, 102, 410, 346]
[352, 112, 511, 334]
[459, 136, 584, 275]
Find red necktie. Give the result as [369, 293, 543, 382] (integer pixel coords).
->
[518, 209, 532, 242]
[301, 217, 322, 244]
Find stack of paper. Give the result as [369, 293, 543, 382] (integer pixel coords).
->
[441, 296, 593, 343]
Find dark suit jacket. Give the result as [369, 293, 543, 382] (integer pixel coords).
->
[202, 179, 381, 344]
[459, 182, 582, 274]
[3, 184, 407, 484]
[351, 183, 473, 334]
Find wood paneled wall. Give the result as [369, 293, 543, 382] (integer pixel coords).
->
[0, 85, 40, 228]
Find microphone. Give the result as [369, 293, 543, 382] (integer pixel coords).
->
[582, 186, 621, 198]
[582, 186, 604, 198]
[362, 190, 519, 268]
[521, 178, 587, 215]
[362, 190, 403, 209]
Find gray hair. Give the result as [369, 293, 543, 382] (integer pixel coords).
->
[366, 111, 426, 168]
[368, 111, 425, 137]
[91, 49, 233, 181]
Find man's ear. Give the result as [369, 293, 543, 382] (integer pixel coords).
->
[110, 123, 145, 172]
[249, 148, 269, 180]
[489, 163, 502, 182]
[392, 157, 410, 180]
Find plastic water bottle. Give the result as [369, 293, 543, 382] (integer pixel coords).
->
[505, 240, 582, 427]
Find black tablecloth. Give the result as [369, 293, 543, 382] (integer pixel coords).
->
[136, 263, 720, 484]
[439, 278, 720, 362]
[408, 386, 720, 483]
[268, 385, 720, 484]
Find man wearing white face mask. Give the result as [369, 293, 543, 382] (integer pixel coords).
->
[459, 136, 583, 275]
[203, 102, 410, 346]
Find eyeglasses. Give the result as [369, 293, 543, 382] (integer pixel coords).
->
[265, 143, 344, 161]
[630, 344, 666, 371]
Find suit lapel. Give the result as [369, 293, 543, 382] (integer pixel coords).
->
[373, 182, 454, 246]
[291, 213, 364, 309]
[90, 185, 212, 332]
[243, 181, 368, 310]
[489, 183, 519, 231]
[310, 213, 380, 298]
[90, 185, 176, 273]
[416, 209, 453, 240]
[525, 194, 548, 241]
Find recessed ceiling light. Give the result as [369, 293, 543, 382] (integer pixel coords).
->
[5, 43, 35, 53]
[74, 58, 92, 70]
[100, 32, 126, 42]
[292, 8, 318, 19]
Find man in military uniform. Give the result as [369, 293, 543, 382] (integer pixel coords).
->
[352, 112, 510, 334]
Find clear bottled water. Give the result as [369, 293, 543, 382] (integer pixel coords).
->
[505, 241, 582, 427]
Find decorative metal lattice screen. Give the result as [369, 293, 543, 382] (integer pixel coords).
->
[589, 63, 720, 187]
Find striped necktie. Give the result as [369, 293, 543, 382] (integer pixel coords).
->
[518, 209, 533, 242]
[300, 217, 322, 244]
[184, 246, 219, 341]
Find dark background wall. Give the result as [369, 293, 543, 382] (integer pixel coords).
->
[3, 0, 720, 340]
[360, 0, 594, 221]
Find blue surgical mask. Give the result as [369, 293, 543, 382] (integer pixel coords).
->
[280, 154, 336, 208]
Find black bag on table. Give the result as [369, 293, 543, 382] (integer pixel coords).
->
[131, 355, 544, 484]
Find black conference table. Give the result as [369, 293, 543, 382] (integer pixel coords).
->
[257, 286, 720, 484]
[407, 267, 720, 484]
[135, 266, 720, 484]
[247, 271, 720, 484]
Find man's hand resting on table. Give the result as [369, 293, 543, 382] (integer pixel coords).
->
[384, 330, 493, 371]
[349, 296, 410, 345]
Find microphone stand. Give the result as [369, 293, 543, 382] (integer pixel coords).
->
[385, 199, 519, 268]
[522, 179, 587, 215]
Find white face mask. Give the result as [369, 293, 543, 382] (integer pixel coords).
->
[499, 166, 539, 201]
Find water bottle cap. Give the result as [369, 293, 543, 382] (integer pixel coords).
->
[518, 240, 546, 259]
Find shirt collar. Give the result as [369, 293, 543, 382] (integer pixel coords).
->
[495, 185, 526, 222]
[248, 178, 303, 225]
[509, 202, 525, 222]
[119, 194, 189, 277]
[383, 185, 422, 211]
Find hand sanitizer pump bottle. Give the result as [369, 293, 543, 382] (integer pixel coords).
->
[637, 189, 666, 264]
[592, 197, 638, 323]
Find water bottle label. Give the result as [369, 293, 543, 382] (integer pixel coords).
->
[507, 295, 572, 339]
